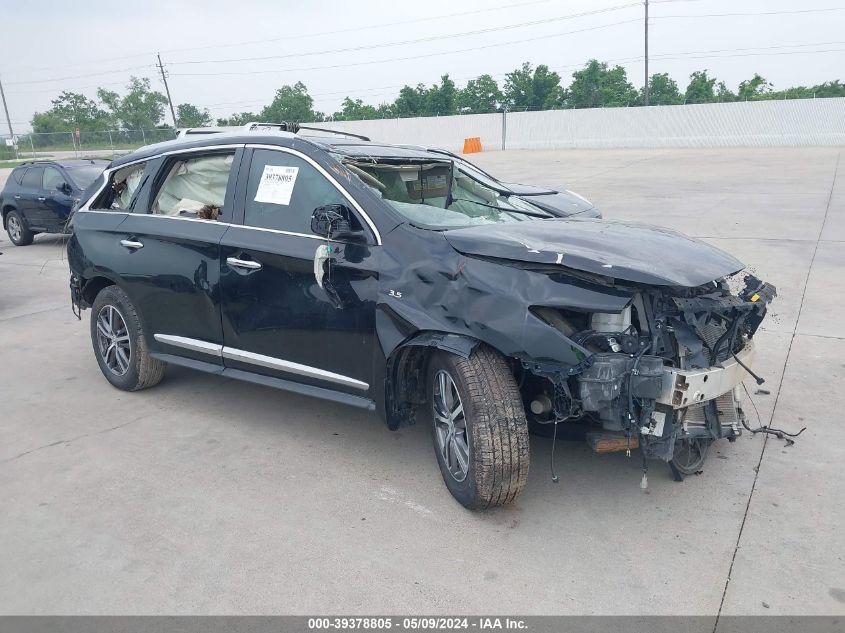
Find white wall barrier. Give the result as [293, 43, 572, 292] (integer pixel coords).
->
[309, 98, 845, 152]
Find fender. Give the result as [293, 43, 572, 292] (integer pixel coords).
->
[395, 330, 480, 359]
[382, 330, 482, 430]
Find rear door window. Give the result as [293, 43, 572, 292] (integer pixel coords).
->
[242, 149, 349, 235]
[21, 167, 43, 190]
[151, 153, 234, 220]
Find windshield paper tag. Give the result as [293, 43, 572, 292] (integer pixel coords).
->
[254, 165, 299, 205]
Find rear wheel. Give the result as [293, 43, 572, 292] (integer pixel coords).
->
[428, 346, 529, 509]
[90, 285, 165, 391]
[6, 211, 33, 246]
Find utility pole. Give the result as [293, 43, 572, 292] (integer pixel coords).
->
[157, 53, 178, 128]
[0, 75, 17, 159]
[0, 75, 14, 139]
[644, 0, 650, 106]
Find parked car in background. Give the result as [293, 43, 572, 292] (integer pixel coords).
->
[1, 159, 107, 246]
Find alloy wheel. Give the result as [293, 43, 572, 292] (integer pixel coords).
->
[96, 304, 131, 376]
[8, 215, 21, 242]
[433, 369, 470, 482]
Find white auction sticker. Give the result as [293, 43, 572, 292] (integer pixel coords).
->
[254, 165, 299, 205]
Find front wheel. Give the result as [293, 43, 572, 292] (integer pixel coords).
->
[90, 285, 166, 391]
[428, 346, 530, 510]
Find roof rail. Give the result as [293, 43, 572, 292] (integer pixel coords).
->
[242, 121, 370, 142]
[295, 125, 370, 142]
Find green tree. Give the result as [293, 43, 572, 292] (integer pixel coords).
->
[457, 74, 502, 113]
[567, 60, 636, 108]
[504, 62, 564, 110]
[31, 91, 112, 133]
[641, 73, 683, 105]
[737, 74, 772, 101]
[715, 81, 736, 102]
[176, 103, 212, 127]
[332, 97, 380, 121]
[216, 112, 257, 126]
[98, 77, 168, 129]
[424, 74, 458, 116]
[393, 84, 427, 117]
[811, 80, 845, 98]
[684, 70, 717, 104]
[259, 82, 323, 123]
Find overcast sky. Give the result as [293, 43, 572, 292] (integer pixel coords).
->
[1, 0, 843, 132]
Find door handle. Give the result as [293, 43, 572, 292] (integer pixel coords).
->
[120, 239, 144, 250]
[313, 244, 330, 289]
[226, 257, 262, 271]
[37, 196, 46, 202]
[13, 194, 20, 200]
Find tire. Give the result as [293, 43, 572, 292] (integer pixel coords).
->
[90, 285, 166, 391]
[428, 345, 530, 509]
[6, 210, 33, 246]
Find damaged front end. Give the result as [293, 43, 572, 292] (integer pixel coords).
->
[523, 274, 776, 478]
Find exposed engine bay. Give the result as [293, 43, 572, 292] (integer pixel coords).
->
[522, 274, 776, 478]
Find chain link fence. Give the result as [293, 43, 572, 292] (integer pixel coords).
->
[1, 129, 177, 162]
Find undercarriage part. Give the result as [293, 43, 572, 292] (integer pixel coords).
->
[669, 437, 712, 480]
[586, 431, 639, 454]
[577, 353, 664, 430]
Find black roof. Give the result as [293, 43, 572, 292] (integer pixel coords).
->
[110, 132, 448, 168]
[110, 132, 302, 168]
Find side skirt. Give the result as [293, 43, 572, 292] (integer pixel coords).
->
[150, 352, 376, 411]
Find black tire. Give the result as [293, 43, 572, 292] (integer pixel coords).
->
[6, 210, 33, 246]
[428, 345, 530, 510]
[90, 285, 165, 391]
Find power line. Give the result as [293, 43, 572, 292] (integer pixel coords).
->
[4, 65, 155, 87]
[166, 4, 641, 66]
[655, 6, 845, 19]
[0, 0, 560, 76]
[171, 18, 643, 77]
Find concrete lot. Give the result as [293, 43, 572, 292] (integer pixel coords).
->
[0, 148, 842, 617]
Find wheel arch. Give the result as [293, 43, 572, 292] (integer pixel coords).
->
[383, 330, 481, 431]
[80, 275, 118, 308]
[2, 203, 18, 228]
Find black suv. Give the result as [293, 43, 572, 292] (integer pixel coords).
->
[67, 129, 775, 509]
[1, 159, 107, 245]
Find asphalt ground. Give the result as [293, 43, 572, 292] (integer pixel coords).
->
[0, 147, 842, 617]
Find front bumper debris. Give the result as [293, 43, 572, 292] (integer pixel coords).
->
[657, 340, 755, 408]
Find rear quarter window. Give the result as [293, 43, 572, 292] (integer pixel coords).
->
[12, 168, 27, 185]
[89, 162, 148, 211]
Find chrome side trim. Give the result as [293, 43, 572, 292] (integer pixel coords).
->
[154, 334, 223, 357]
[246, 143, 383, 245]
[222, 346, 369, 391]
[117, 212, 236, 227]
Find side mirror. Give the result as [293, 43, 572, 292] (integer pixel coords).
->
[310, 204, 364, 241]
[59, 182, 73, 195]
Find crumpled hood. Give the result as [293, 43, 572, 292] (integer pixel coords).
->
[443, 218, 744, 286]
